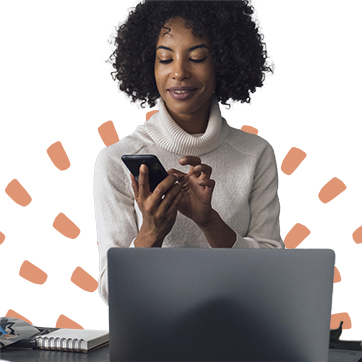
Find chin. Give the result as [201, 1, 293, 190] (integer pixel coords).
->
[165, 95, 209, 113]
[165, 101, 199, 116]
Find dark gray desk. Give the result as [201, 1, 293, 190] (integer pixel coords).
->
[2, 346, 362, 362]
[0, 345, 109, 362]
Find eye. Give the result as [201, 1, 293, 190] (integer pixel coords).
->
[158, 57, 207, 64]
[159, 59, 172, 64]
[190, 57, 207, 63]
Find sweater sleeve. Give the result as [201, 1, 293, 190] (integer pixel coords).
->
[232, 142, 284, 249]
[93, 147, 138, 304]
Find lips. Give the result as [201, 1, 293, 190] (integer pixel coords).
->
[168, 86, 198, 92]
[167, 86, 198, 100]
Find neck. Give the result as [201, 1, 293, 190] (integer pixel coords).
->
[145, 94, 228, 156]
[164, 98, 212, 134]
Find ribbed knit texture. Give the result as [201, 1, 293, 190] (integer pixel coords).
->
[145, 95, 228, 156]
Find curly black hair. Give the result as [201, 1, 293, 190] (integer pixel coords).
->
[109, 0, 272, 108]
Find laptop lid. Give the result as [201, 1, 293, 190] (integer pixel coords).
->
[108, 248, 335, 362]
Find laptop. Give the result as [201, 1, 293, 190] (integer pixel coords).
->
[108, 248, 335, 361]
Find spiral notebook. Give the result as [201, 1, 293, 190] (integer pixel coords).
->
[35, 329, 109, 353]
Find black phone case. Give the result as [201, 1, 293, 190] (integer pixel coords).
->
[121, 155, 168, 192]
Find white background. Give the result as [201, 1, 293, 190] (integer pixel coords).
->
[1, 0, 361, 340]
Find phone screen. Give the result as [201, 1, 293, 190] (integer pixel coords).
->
[121, 154, 168, 192]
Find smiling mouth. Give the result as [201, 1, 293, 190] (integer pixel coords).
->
[168, 88, 197, 93]
[171, 90, 193, 94]
[167, 89, 198, 100]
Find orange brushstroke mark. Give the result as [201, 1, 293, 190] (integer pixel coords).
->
[56, 315, 84, 329]
[352, 226, 362, 244]
[330, 313, 352, 329]
[47, 141, 71, 171]
[98, 120, 119, 147]
[71, 267, 98, 292]
[6, 309, 32, 325]
[53, 213, 80, 239]
[19, 260, 48, 285]
[5, 179, 32, 206]
[284, 223, 310, 249]
[241, 125, 258, 135]
[334, 266, 341, 283]
[146, 110, 159, 121]
[318, 177, 346, 203]
[281, 147, 306, 175]
[0, 231, 5, 245]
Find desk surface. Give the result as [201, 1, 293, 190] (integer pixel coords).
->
[0, 345, 109, 362]
[2, 346, 362, 362]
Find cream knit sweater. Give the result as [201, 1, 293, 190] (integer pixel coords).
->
[94, 95, 284, 304]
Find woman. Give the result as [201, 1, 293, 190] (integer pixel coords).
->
[94, 0, 284, 304]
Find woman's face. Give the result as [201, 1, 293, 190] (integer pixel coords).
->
[154, 17, 216, 125]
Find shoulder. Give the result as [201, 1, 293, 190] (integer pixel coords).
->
[94, 125, 151, 176]
[224, 124, 275, 161]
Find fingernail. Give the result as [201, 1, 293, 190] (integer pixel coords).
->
[141, 164, 146, 172]
[179, 157, 186, 163]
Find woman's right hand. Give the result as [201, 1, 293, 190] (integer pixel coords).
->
[131, 164, 183, 247]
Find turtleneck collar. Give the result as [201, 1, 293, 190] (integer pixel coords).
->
[144, 95, 229, 156]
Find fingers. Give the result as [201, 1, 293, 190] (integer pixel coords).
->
[194, 163, 212, 179]
[134, 165, 181, 205]
[151, 173, 180, 203]
[158, 181, 183, 212]
[179, 156, 212, 178]
[167, 187, 184, 214]
[198, 178, 215, 190]
[168, 168, 185, 177]
[130, 173, 139, 198]
[131, 164, 184, 245]
[138, 164, 150, 199]
[145, 175, 183, 217]
[179, 156, 201, 167]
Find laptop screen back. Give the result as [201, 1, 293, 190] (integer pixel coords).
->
[108, 248, 334, 362]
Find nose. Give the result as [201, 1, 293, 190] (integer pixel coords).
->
[171, 58, 191, 81]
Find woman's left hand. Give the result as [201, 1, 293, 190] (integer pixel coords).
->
[169, 156, 215, 227]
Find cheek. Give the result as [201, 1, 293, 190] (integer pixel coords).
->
[204, 72, 216, 90]
[154, 72, 163, 92]
[154, 67, 167, 88]
[202, 65, 216, 89]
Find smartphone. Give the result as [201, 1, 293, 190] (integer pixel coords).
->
[121, 154, 169, 192]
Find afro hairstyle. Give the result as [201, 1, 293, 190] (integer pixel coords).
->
[109, 0, 272, 108]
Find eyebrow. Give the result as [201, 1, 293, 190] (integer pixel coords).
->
[156, 44, 210, 52]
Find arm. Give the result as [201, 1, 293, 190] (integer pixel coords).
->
[94, 150, 184, 302]
[198, 209, 236, 248]
[232, 141, 284, 249]
[171, 156, 236, 248]
[93, 149, 139, 304]
[175, 144, 283, 249]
